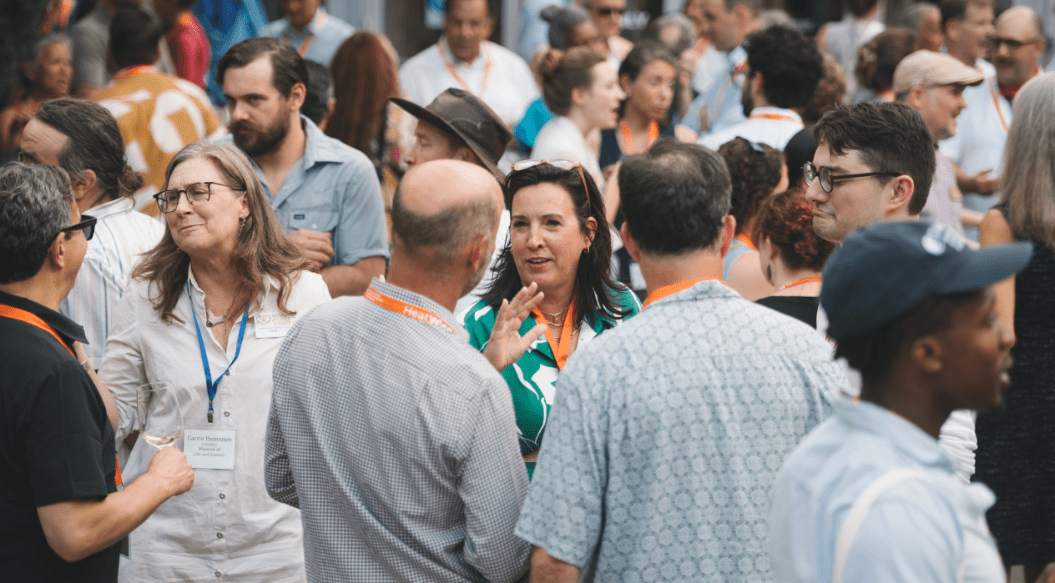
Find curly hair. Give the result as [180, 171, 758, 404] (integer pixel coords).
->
[718, 137, 784, 235]
[753, 189, 836, 271]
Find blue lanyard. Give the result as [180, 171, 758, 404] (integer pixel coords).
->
[187, 280, 249, 423]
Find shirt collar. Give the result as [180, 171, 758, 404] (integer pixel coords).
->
[90, 196, 136, 221]
[644, 278, 738, 309]
[0, 289, 88, 346]
[187, 267, 283, 317]
[748, 107, 803, 124]
[834, 398, 955, 471]
[368, 278, 468, 341]
[302, 114, 347, 166]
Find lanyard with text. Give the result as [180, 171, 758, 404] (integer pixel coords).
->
[0, 304, 124, 486]
[643, 279, 713, 309]
[365, 285, 456, 334]
[437, 41, 493, 96]
[532, 300, 576, 369]
[186, 280, 248, 423]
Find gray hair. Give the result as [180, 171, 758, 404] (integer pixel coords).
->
[28, 33, 71, 67]
[760, 9, 796, 29]
[0, 163, 74, 284]
[542, 4, 591, 50]
[895, 2, 938, 34]
[1001, 72, 1055, 249]
[643, 13, 696, 55]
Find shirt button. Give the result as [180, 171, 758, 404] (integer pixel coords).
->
[218, 492, 226, 499]
[217, 532, 224, 539]
[223, 411, 230, 417]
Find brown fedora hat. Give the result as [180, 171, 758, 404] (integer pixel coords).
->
[391, 88, 512, 184]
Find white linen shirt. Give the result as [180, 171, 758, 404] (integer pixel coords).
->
[100, 269, 331, 582]
[61, 197, 163, 366]
[531, 115, 604, 190]
[399, 38, 538, 128]
[699, 106, 804, 151]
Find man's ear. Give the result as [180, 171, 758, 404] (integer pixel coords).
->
[466, 234, 489, 271]
[905, 86, 926, 111]
[48, 231, 68, 271]
[719, 214, 736, 257]
[289, 82, 307, 112]
[887, 175, 915, 216]
[910, 335, 945, 375]
[70, 169, 98, 204]
[620, 223, 641, 262]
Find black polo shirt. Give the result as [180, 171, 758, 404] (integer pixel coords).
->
[0, 290, 119, 582]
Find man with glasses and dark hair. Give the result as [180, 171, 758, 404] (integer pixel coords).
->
[19, 97, 163, 369]
[0, 162, 193, 583]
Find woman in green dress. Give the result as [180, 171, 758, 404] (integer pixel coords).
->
[464, 161, 640, 478]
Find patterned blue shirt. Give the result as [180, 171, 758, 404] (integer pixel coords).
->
[515, 281, 845, 581]
[218, 116, 390, 268]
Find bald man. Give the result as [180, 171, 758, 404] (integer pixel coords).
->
[265, 160, 539, 583]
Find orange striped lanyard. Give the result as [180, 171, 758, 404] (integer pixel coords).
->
[437, 40, 492, 97]
[749, 112, 798, 123]
[988, 77, 1010, 134]
[365, 285, 455, 335]
[780, 276, 822, 291]
[643, 278, 713, 309]
[284, 10, 327, 57]
[620, 120, 659, 154]
[735, 233, 758, 251]
[532, 301, 576, 369]
[0, 304, 123, 486]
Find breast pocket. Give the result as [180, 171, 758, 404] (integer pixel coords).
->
[286, 208, 338, 234]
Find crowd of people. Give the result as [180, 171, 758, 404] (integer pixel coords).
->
[2, 0, 1055, 581]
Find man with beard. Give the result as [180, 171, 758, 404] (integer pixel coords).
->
[699, 26, 822, 151]
[399, 0, 537, 130]
[939, 5, 1045, 240]
[218, 38, 388, 297]
[265, 160, 533, 583]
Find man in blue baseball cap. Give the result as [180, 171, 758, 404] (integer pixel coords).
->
[769, 220, 1031, 583]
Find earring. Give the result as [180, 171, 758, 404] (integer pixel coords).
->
[583, 246, 590, 254]
[765, 264, 772, 282]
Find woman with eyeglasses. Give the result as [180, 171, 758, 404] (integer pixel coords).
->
[718, 137, 788, 301]
[975, 73, 1055, 583]
[98, 142, 330, 581]
[532, 46, 625, 191]
[752, 189, 836, 327]
[463, 161, 640, 478]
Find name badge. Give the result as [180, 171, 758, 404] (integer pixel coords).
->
[255, 312, 294, 338]
[184, 429, 236, 469]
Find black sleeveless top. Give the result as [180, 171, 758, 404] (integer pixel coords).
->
[599, 122, 677, 169]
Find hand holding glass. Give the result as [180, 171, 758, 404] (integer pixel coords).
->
[137, 383, 184, 449]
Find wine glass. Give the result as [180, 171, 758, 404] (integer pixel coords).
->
[137, 382, 184, 449]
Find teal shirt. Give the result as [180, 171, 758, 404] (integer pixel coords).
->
[464, 288, 641, 478]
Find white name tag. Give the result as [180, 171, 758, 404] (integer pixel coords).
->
[184, 429, 236, 469]
[255, 312, 294, 338]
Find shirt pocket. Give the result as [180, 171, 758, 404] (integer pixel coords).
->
[286, 208, 338, 234]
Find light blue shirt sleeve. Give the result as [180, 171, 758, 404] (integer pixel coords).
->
[328, 154, 391, 266]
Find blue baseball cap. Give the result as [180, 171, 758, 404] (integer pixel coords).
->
[821, 221, 1033, 341]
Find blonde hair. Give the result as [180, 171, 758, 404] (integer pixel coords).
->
[1001, 73, 1055, 249]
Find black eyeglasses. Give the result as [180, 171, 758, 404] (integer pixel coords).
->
[58, 214, 96, 241]
[803, 161, 899, 193]
[985, 36, 1042, 51]
[153, 182, 245, 214]
[510, 159, 592, 217]
[597, 6, 625, 16]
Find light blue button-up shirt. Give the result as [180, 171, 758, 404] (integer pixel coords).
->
[769, 399, 1004, 583]
[516, 281, 844, 581]
[680, 45, 748, 137]
[261, 7, 355, 67]
[219, 116, 389, 268]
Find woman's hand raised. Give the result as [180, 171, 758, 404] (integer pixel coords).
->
[483, 283, 546, 373]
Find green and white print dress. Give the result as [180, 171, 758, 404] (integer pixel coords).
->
[463, 287, 641, 478]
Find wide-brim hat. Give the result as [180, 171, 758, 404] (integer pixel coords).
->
[391, 88, 512, 184]
[821, 221, 1032, 341]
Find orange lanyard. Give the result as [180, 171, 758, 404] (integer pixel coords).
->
[532, 301, 576, 369]
[988, 77, 1010, 134]
[749, 112, 798, 123]
[437, 41, 492, 96]
[365, 285, 455, 335]
[780, 276, 822, 291]
[284, 10, 326, 57]
[112, 65, 157, 81]
[643, 278, 712, 309]
[620, 120, 659, 154]
[0, 304, 123, 487]
[735, 233, 758, 251]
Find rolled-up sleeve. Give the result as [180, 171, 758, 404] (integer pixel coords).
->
[332, 157, 390, 267]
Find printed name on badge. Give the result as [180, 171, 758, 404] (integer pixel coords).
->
[255, 312, 294, 338]
[184, 429, 236, 469]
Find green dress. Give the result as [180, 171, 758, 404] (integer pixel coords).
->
[463, 288, 641, 478]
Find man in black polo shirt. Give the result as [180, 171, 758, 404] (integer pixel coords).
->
[0, 162, 194, 582]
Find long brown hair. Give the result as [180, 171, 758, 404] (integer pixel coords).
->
[325, 32, 399, 158]
[132, 142, 306, 324]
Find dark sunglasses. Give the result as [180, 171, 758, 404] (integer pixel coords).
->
[597, 6, 625, 16]
[985, 36, 1043, 51]
[59, 214, 96, 241]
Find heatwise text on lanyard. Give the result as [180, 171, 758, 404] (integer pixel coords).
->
[365, 285, 455, 334]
